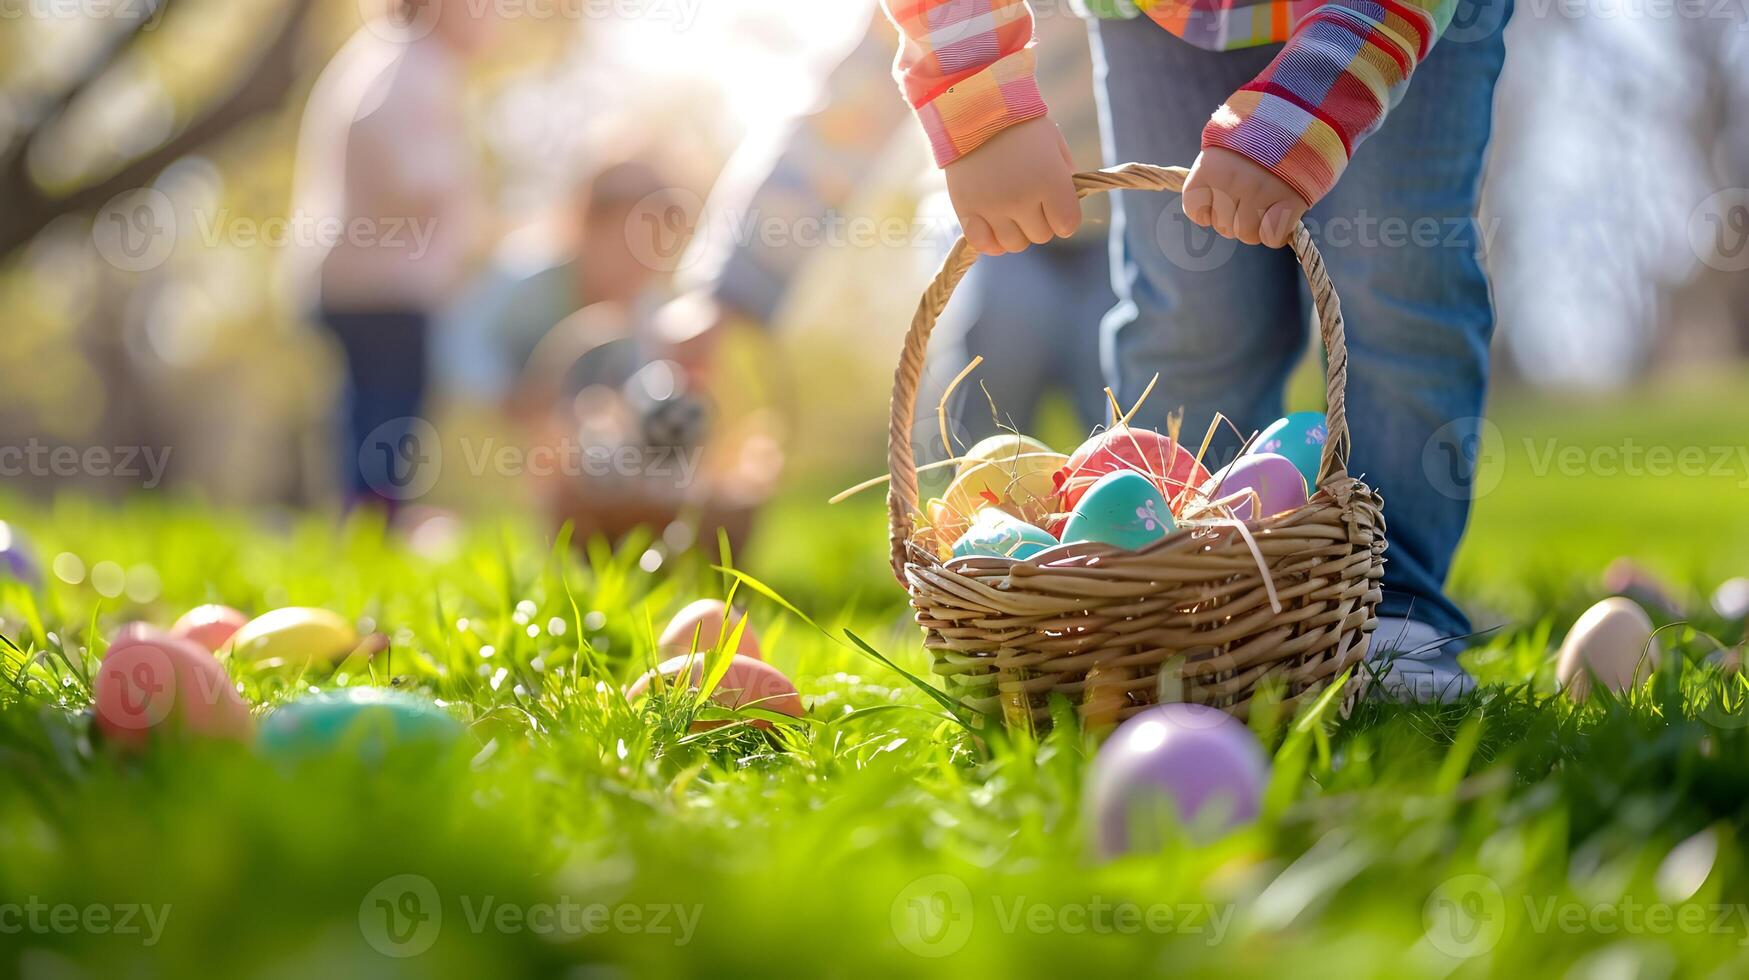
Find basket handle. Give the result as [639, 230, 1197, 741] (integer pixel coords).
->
[886, 162, 1353, 582]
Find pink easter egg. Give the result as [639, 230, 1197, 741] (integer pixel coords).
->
[658, 599, 761, 660]
[626, 653, 800, 729]
[171, 604, 250, 653]
[1056, 426, 1212, 516]
[95, 633, 254, 749]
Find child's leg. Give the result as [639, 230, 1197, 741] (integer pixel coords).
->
[321, 309, 431, 513]
[1090, 18, 1303, 450]
[1305, 1, 1513, 638]
[933, 240, 1112, 444]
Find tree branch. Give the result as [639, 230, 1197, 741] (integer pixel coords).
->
[0, 0, 313, 259]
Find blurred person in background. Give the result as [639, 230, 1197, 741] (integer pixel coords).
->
[434, 161, 677, 415]
[665, 4, 1111, 454]
[289, 0, 496, 510]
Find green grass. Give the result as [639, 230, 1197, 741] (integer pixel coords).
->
[4, 375, 1749, 978]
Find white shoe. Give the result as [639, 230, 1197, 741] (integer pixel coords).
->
[1364, 617, 1477, 704]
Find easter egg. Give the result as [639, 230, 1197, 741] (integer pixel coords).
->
[1712, 578, 1749, 622]
[1556, 597, 1661, 701]
[1057, 426, 1211, 515]
[942, 452, 1068, 530]
[258, 688, 461, 760]
[172, 604, 250, 653]
[1252, 412, 1329, 488]
[958, 434, 1055, 473]
[1061, 471, 1176, 550]
[626, 653, 802, 729]
[94, 633, 253, 749]
[950, 508, 1057, 561]
[0, 521, 39, 586]
[1086, 703, 1267, 857]
[659, 599, 761, 660]
[226, 607, 362, 669]
[1199, 453, 1309, 522]
[111, 621, 171, 647]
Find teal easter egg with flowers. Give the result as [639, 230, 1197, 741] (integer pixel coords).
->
[1253, 412, 1328, 488]
[259, 688, 461, 762]
[951, 508, 1058, 561]
[1061, 471, 1176, 550]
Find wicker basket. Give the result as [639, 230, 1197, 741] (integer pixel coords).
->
[885, 163, 1386, 730]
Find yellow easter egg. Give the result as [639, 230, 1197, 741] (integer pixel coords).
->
[958, 434, 1055, 475]
[942, 453, 1067, 528]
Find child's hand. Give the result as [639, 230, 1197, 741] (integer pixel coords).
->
[1181, 148, 1308, 249]
[944, 117, 1082, 256]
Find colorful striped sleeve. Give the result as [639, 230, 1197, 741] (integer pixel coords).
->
[879, 0, 1049, 167]
[1200, 0, 1458, 206]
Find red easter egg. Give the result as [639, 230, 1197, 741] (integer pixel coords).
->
[1057, 427, 1211, 514]
[95, 634, 254, 749]
[626, 653, 801, 729]
[171, 604, 249, 653]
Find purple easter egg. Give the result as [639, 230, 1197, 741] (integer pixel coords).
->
[1087, 703, 1268, 858]
[0, 522, 39, 587]
[1200, 453, 1309, 521]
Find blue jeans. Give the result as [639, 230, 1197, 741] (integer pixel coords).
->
[923, 238, 1114, 460]
[1089, 5, 1511, 637]
[320, 309, 431, 513]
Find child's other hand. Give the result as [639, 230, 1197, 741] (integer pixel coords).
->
[1181, 148, 1307, 249]
[944, 117, 1082, 256]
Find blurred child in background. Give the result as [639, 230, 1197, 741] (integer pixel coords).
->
[290, 0, 494, 510]
[435, 161, 676, 414]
